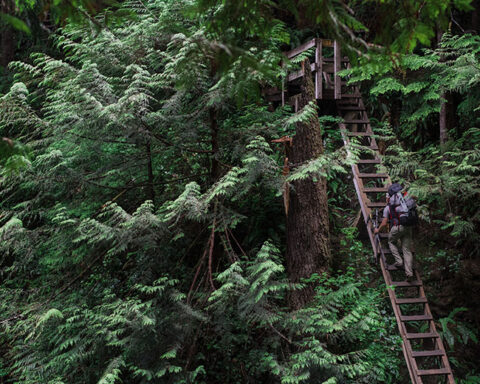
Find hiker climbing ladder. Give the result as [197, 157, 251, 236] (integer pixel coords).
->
[269, 38, 455, 384]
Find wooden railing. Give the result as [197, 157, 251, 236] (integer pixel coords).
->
[285, 38, 342, 100]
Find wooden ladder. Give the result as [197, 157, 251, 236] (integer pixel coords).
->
[278, 39, 456, 384]
[336, 87, 455, 384]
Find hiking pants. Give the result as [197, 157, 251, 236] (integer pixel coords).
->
[388, 225, 414, 277]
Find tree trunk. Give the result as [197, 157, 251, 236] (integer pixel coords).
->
[286, 59, 330, 309]
[0, 0, 15, 68]
[439, 93, 448, 145]
[209, 107, 220, 181]
[472, 0, 479, 33]
[437, 30, 449, 146]
[145, 140, 155, 203]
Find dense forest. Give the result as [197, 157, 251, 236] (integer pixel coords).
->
[1, 1, 479, 383]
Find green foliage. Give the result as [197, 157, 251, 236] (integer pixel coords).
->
[382, 139, 480, 255]
[206, 244, 401, 384]
[2, 0, 121, 34]
[438, 308, 478, 350]
[1, 0, 479, 383]
[460, 374, 480, 384]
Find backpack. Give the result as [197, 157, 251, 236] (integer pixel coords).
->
[399, 192, 418, 226]
[388, 183, 403, 197]
[388, 188, 418, 227]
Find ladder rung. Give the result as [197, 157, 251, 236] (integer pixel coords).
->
[357, 159, 381, 164]
[367, 202, 386, 208]
[400, 314, 433, 322]
[392, 281, 422, 287]
[341, 93, 362, 98]
[417, 368, 451, 376]
[363, 186, 387, 192]
[396, 297, 427, 304]
[406, 332, 439, 339]
[411, 350, 445, 358]
[386, 263, 402, 270]
[358, 173, 388, 178]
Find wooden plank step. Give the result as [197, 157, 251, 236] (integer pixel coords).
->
[344, 119, 370, 124]
[417, 368, 451, 376]
[362, 186, 387, 192]
[386, 263, 403, 271]
[400, 314, 433, 322]
[358, 173, 388, 178]
[367, 202, 386, 208]
[341, 93, 362, 98]
[346, 132, 373, 137]
[392, 281, 423, 287]
[396, 297, 427, 304]
[406, 332, 439, 340]
[411, 350, 445, 358]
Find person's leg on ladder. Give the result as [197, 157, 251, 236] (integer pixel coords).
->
[388, 226, 403, 267]
[401, 226, 414, 278]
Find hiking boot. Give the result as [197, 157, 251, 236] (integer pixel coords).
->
[405, 275, 415, 283]
[390, 262, 404, 269]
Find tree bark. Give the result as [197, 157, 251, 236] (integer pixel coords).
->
[286, 59, 330, 310]
[472, 0, 479, 33]
[145, 140, 155, 203]
[0, 0, 15, 68]
[439, 93, 449, 145]
[209, 107, 220, 181]
[437, 30, 449, 146]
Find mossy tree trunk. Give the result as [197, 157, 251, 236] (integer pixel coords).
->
[286, 59, 330, 309]
[0, 0, 15, 68]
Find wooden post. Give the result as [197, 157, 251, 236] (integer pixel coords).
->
[315, 39, 322, 100]
[334, 40, 341, 100]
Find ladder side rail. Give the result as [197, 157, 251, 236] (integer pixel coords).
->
[379, 256, 422, 384]
[339, 91, 421, 383]
[315, 39, 322, 99]
[334, 40, 341, 99]
[418, 282, 455, 383]
[356, 100, 380, 152]
[339, 122, 379, 252]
